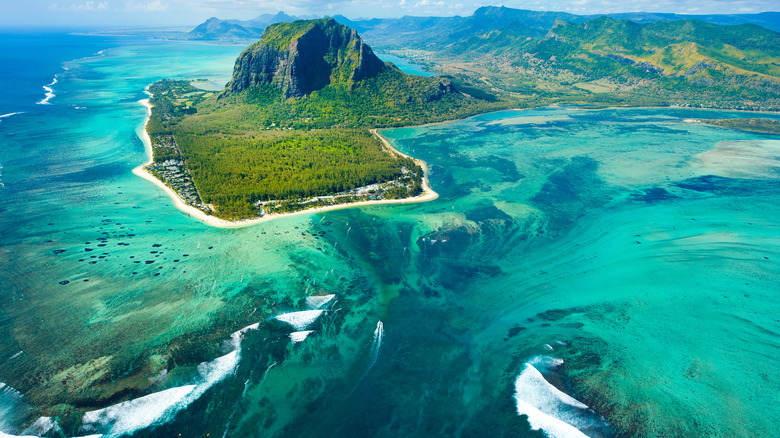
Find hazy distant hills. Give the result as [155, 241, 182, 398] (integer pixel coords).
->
[186, 6, 780, 42]
[347, 6, 780, 49]
[187, 12, 301, 40]
[188, 17, 263, 40]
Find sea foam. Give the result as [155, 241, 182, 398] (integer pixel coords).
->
[0, 383, 34, 436]
[305, 294, 335, 309]
[515, 357, 611, 438]
[290, 330, 314, 343]
[21, 416, 58, 437]
[275, 310, 325, 331]
[82, 385, 197, 436]
[80, 324, 257, 436]
[0, 431, 38, 438]
[0, 112, 22, 121]
[36, 77, 57, 105]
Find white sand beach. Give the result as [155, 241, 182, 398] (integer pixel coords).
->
[133, 97, 439, 229]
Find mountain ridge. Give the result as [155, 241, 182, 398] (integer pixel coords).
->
[223, 18, 386, 98]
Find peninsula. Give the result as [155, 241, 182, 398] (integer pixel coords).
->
[141, 18, 506, 223]
[141, 14, 780, 224]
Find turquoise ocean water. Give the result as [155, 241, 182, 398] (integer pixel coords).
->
[0, 32, 778, 437]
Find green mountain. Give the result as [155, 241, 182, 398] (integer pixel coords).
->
[146, 19, 506, 219]
[224, 18, 386, 98]
[426, 15, 780, 110]
[343, 6, 780, 51]
[187, 17, 262, 40]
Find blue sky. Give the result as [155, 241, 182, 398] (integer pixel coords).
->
[1, 0, 777, 28]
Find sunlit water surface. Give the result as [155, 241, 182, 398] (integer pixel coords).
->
[0, 32, 778, 438]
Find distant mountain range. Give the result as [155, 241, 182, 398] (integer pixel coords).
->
[183, 6, 779, 111]
[346, 6, 780, 49]
[187, 12, 301, 40]
[186, 6, 780, 41]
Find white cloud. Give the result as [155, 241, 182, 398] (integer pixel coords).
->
[125, 0, 167, 12]
[50, 1, 109, 11]
[414, 0, 444, 7]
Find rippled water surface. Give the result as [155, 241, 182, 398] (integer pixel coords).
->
[0, 32, 778, 438]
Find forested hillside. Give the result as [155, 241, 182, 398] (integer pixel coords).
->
[147, 19, 506, 219]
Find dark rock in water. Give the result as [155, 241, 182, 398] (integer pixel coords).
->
[224, 18, 385, 99]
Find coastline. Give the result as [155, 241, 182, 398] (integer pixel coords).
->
[133, 95, 773, 229]
[132, 95, 439, 229]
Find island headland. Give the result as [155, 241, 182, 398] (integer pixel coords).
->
[138, 14, 780, 226]
[138, 18, 506, 226]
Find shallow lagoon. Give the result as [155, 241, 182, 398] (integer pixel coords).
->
[0, 34, 778, 437]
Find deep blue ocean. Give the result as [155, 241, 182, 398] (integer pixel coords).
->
[0, 31, 778, 438]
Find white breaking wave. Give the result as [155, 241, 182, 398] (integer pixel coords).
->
[275, 310, 325, 331]
[0, 112, 22, 121]
[516, 399, 590, 438]
[36, 77, 57, 105]
[81, 351, 242, 436]
[81, 323, 261, 436]
[82, 385, 197, 436]
[228, 322, 260, 349]
[529, 356, 564, 372]
[514, 356, 614, 438]
[290, 330, 314, 343]
[0, 431, 38, 438]
[305, 294, 335, 309]
[0, 383, 35, 436]
[21, 416, 58, 437]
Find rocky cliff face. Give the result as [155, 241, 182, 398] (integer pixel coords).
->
[225, 18, 386, 98]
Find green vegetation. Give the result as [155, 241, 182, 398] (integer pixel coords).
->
[373, 14, 780, 111]
[144, 19, 510, 220]
[698, 118, 780, 134]
[147, 74, 503, 219]
[146, 16, 780, 221]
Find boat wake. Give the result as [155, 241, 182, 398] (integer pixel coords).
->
[368, 320, 383, 371]
[514, 356, 612, 438]
[349, 320, 384, 395]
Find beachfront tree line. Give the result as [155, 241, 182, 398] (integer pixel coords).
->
[145, 72, 503, 219]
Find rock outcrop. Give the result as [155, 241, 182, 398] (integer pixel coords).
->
[225, 18, 386, 98]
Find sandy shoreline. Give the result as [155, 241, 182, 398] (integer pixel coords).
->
[132, 96, 439, 229]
